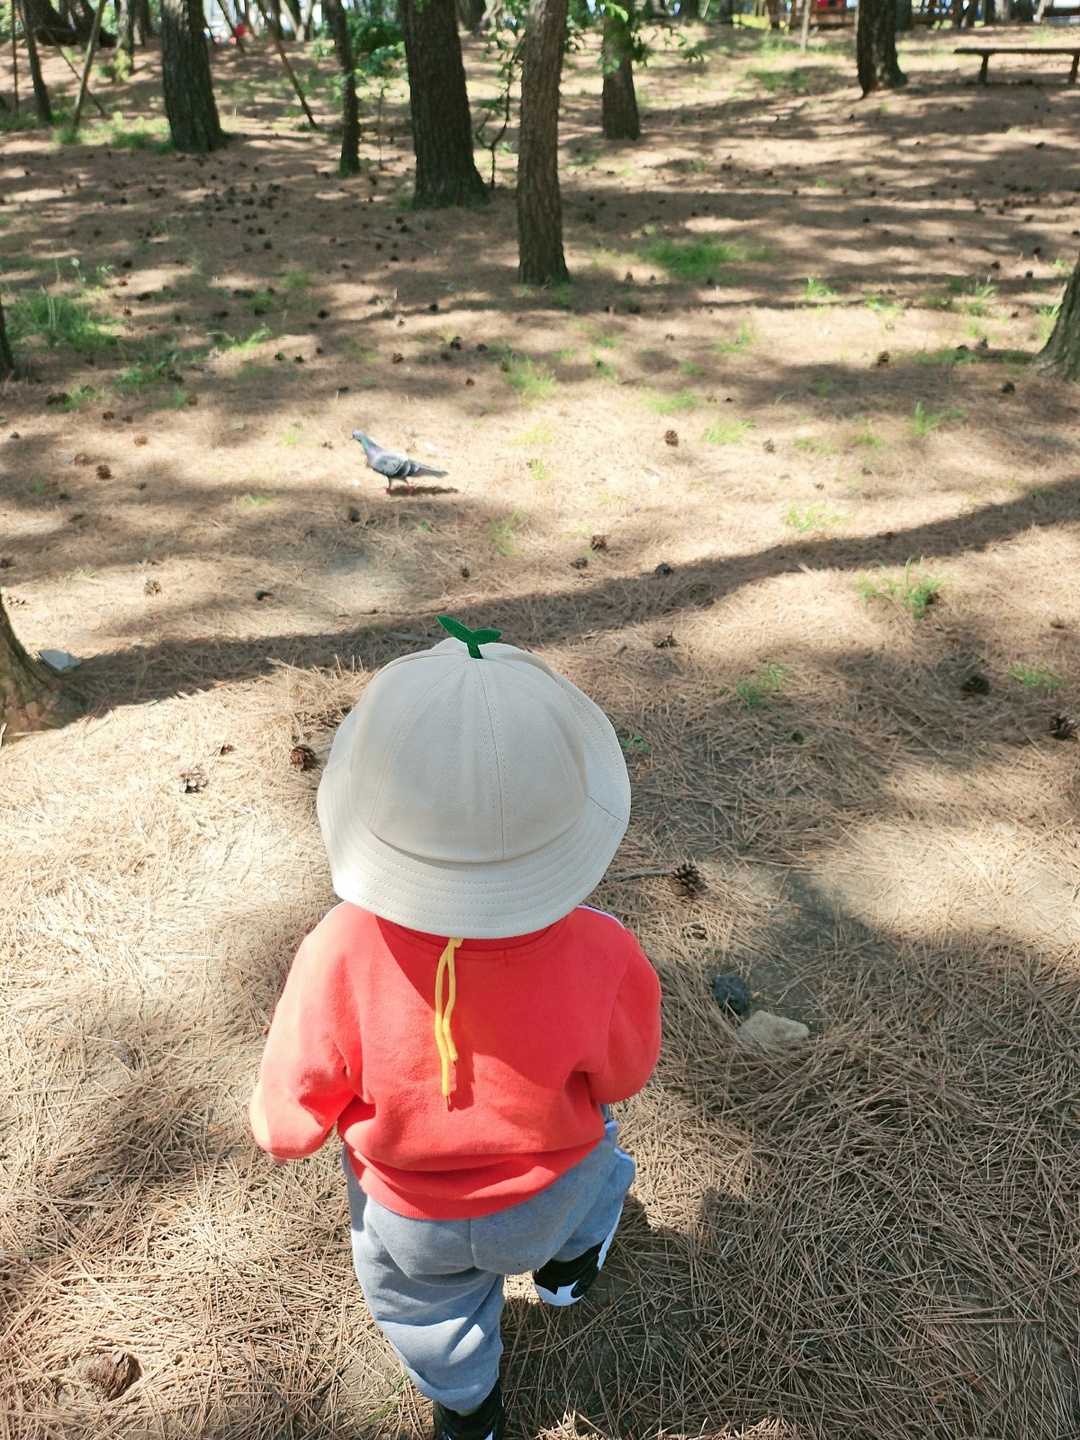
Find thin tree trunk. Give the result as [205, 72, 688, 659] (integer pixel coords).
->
[161, 0, 224, 151]
[800, 0, 812, 50]
[16, 0, 52, 120]
[117, 0, 135, 53]
[0, 295, 15, 377]
[72, 0, 107, 132]
[324, 0, 359, 174]
[402, 0, 487, 208]
[517, 0, 569, 285]
[601, 7, 639, 141]
[680, 0, 700, 16]
[857, 0, 906, 93]
[0, 594, 81, 737]
[1034, 255, 1080, 381]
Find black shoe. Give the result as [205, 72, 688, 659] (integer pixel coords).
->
[532, 1211, 621, 1307]
[432, 1379, 506, 1440]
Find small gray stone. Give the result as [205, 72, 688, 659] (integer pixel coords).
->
[737, 1010, 809, 1048]
[39, 648, 82, 673]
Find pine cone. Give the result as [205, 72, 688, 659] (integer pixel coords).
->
[668, 862, 705, 899]
[179, 768, 207, 793]
[961, 673, 990, 695]
[290, 744, 319, 771]
[1049, 712, 1077, 741]
[664, 429, 679, 447]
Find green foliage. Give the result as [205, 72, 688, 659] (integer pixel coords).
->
[643, 238, 771, 284]
[115, 343, 181, 390]
[60, 385, 101, 411]
[515, 421, 554, 446]
[1036, 303, 1060, 345]
[857, 561, 942, 621]
[489, 508, 526, 557]
[784, 503, 842, 533]
[647, 389, 698, 414]
[496, 348, 556, 402]
[749, 67, 808, 93]
[1008, 663, 1060, 692]
[341, 15, 404, 57]
[283, 267, 312, 292]
[591, 351, 618, 382]
[7, 287, 114, 352]
[805, 276, 838, 303]
[213, 326, 272, 353]
[911, 401, 965, 438]
[527, 456, 551, 481]
[239, 492, 276, 509]
[618, 731, 651, 755]
[720, 661, 789, 709]
[713, 318, 756, 355]
[702, 417, 753, 445]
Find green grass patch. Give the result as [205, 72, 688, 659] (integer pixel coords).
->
[713, 318, 756, 355]
[647, 389, 698, 415]
[804, 276, 838, 303]
[527, 457, 551, 481]
[853, 426, 882, 449]
[59, 385, 101, 411]
[1008, 663, 1060, 692]
[642, 237, 771, 285]
[618, 732, 651, 756]
[857, 560, 942, 621]
[702, 417, 753, 445]
[7, 286, 114, 352]
[1036, 303, 1059, 346]
[489, 508, 527, 557]
[239, 492, 276, 509]
[749, 66, 808, 93]
[720, 661, 789, 709]
[115, 345, 180, 390]
[784, 503, 842, 533]
[911, 401, 965, 438]
[515, 421, 554, 446]
[590, 351, 619, 382]
[282, 266, 313, 292]
[496, 348, 556, 402]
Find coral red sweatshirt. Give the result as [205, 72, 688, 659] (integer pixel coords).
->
[249, 902, 661, 1220]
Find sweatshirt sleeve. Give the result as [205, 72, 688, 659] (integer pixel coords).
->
[584, 935, 662, 1105]
[249, 928, 358, 1160]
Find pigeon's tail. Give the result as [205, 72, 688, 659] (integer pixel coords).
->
[411, 463, 449, 478]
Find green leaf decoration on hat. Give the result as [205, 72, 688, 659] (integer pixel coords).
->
[437, 614, 502, 659]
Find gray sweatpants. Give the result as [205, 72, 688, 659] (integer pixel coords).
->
[345, 1119, 635, 1411]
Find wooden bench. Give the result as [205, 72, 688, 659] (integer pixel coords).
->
[955, 45, 1080, 84]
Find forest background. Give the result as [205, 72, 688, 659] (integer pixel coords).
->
[1, 0, 1079, 1437]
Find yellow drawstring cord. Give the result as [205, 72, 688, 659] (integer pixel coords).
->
[434, 937, 463, 1107]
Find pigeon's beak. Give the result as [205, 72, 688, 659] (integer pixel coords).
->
[351, 430, 366, 445]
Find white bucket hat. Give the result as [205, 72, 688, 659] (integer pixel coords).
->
[316, 618, 631, 939]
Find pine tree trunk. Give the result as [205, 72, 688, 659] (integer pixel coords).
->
[23, 0, 79, 43]
[402, 0, 487, 208]
[1034, 255, 1080, 381]
[324, 0, 359, 175]
[857, 0, 906, 94]
[0, 594, 81, 737]
[0, 295, 15, 377]
[517, 0, 569, 285]
[117, 0, 135, 53]
[161, 0, 224, 153]
[680, 0, 700, 17]
[457, 0, 486, 31]
[601, 9, 640, 140]
[17, 0, 53, 119]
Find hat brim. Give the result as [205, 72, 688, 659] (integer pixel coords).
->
[316, 651, 631, 939]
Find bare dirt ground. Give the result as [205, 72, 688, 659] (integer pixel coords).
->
[2, 23, 1079, 1440]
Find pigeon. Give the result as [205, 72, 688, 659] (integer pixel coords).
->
[352, 429, 448, 490]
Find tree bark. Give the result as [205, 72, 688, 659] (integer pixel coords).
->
[517, 0, 569, 285]
[457, 0, 486, 30]
[324, 0, 359, 175]
[402, 0, 487, 208]
[0, 594, 81, 737]
[1034, 255, 1080, 382]
[857, 0, 906, 94]
[601, 8, 639, 141]
[161, 0, 224, 153]
[679, 0, 700, 16]
[0, 295, 15, 377]
[16, 0, 52, 119]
